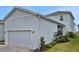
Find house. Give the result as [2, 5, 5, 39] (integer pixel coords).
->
[46, 11, 75, 32]
[77, 24, 79, 31]
[0, 20, 4, 40]
[0, 7, 75, 50]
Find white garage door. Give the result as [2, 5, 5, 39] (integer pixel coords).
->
[8, 30, 31, 48]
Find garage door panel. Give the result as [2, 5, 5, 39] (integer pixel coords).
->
[8, 31, 31, 48]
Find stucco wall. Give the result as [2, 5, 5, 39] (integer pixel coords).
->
[38, 17, 57, 45]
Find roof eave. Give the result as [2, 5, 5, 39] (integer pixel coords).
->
[46, 11, 75, 20]
[39, 15, 65, 26]
[3, 6, 65, 26]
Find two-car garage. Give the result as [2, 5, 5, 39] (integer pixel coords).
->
[7, 30, 32, 49]
[4, 7, 39, 50]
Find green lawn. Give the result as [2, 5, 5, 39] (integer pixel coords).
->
[46, 37, 79, 52]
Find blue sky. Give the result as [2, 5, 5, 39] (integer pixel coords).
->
[0, 6, 79, 25]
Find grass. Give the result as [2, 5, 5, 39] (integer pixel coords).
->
[47, 42, 70, 52]
[0, 40, 5, 45]
[46, 36, 79, 52]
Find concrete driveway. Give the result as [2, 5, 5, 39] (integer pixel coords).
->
[0, 45, 33, 52]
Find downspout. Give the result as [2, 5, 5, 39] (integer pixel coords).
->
[36, 14, 40, 50]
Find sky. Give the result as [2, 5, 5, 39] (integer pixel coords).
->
[0, 6, 79, 25]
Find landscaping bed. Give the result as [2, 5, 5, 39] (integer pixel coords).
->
[40, 32, 79, 52]
[47, 36, 79, 52]
[46, 35, 79, 52]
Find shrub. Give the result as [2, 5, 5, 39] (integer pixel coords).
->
[0, 40, 5, 42]
[68, 32, 75, 38]
[52, 40, 57, 45]
[45, 39, 57, 48]
[0, 40, 5, 45]
[45, 43, 52, 48]
[40, 36, 45, 49]
[55, 35, 69, 43]
[64, 34, 70, 42]
[56, 37, 65, 43]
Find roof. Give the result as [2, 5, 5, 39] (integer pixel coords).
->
[39, 15, 65, 26]
[3, 7, 39, 21]
[46, 11, 75, 20]
[0, 20, 4, 24]
[3, 7, 65, 26]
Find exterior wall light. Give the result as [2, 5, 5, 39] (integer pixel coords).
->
[32, 30, 36, 36]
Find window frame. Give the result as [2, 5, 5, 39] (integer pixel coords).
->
[60, 15, 63, 21]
